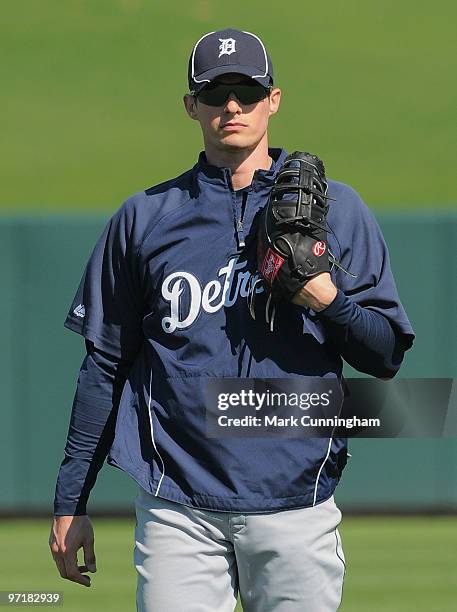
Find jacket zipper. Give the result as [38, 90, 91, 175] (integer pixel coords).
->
[227, 169, 262, 250]
[224, 170, 246, 249]
[233, 188, 246, 249]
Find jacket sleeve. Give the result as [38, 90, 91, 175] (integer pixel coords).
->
[314, 182, 416, 377]
[63, 200, 146, 360]
[316, 289, 408, 378]
[53, 343, 132, 516]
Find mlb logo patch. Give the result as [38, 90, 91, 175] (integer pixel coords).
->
[260, 248, 284, 284]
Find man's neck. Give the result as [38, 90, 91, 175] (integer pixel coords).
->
[204, 140, 272, 191]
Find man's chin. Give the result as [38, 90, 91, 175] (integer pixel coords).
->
[217, 135, 256, 151]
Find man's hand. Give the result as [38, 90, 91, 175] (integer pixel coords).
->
[49, 515, 97, 587]
[291, 272, 337, 311]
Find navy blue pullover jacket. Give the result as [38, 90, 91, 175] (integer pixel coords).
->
[54, 148, 415, 515]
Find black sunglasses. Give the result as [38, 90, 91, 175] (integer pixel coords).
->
[194, 81, 271, 106]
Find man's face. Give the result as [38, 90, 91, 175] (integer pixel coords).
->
[183, 74, 281, 154]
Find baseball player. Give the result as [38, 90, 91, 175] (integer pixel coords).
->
[49, 28, 415, 611]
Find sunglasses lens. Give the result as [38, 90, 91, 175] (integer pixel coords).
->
[239, 84, 268, 104]
[197, 85, 229, 106]
[197, 83, 268, 106]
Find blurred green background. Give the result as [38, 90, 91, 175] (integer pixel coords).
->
[1, 1, 456, 610]
[1, 0, 456, 211]
[2, 517, 456, 611]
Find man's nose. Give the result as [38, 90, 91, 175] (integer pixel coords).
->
[224, 94, 242, 113]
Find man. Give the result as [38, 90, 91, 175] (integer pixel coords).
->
[49, 28, 415, 611]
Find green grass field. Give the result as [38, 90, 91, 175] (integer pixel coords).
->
[1, 517, 455, 611]
[1, 1, 456, 212]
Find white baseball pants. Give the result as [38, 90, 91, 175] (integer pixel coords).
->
[134, 487, 345, 611]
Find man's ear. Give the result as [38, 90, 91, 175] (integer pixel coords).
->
[183, 94, 198, 120]
[268, 87, 281, 117]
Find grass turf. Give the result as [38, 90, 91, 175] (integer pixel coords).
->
[1, 1, 456, 212]
[0, 516, 455, 611]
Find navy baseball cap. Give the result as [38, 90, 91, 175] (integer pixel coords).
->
[188, 28, 274, 94]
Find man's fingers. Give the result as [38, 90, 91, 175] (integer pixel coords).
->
[63, 549, 91, 587]
[49, 516, 95, 587]
[83, 539, 97, 572]
[52, 554, 67, 579]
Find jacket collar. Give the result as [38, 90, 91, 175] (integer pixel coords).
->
[193, 148, 289, 190]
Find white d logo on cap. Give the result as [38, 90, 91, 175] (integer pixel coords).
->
[218, 38, 236, 58]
